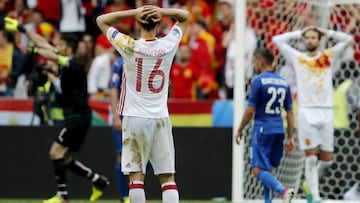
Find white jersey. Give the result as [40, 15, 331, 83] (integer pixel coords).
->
[106, 25, 183, 118]
[273, 30, 353, 108]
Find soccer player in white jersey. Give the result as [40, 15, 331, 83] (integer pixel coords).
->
[96, 5, 189, 203]
[272, 26, 353, 203]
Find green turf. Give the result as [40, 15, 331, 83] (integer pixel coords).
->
[0, 200, 230, 203]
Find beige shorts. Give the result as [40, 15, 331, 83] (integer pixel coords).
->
[297, 107, 334, 152]
[121, 116, 175, 175]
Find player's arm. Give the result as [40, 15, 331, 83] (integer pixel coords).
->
[272, 30, 302, 60]
[235, 106, 255, 145]
[109, 62, 123, 132]
[4, 17, 55, 51]
[285, 109, 295, 154]
[96, 7, 144, 36]
[109, 87, 122, 131]
[149, 7, 190, 34]
[324, 29, 353, 56]
[284, 85, 295, 154]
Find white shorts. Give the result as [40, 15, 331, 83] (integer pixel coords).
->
[121, 116, 175, 175]
[297, 107, 334, 151]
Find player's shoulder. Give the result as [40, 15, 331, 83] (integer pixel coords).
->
[163, 25, 183, 40]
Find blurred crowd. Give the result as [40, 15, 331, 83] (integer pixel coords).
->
[0, 0, 359, 102]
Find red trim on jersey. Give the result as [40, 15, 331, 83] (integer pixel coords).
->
[162, 184, 178, 192]
[129, 183, 144, 190]
[118, 72, 126, 115]
[144, 37, 157, 41]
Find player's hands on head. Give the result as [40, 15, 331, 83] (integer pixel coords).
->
[139, 5, 162, 24]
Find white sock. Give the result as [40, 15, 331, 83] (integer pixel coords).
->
[129, 181, 146, 203]
[162, 182, 179, 203]
[305, 156, 320, 201]
[317, 160, 332, 179]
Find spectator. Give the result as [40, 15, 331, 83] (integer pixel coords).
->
[170, 44, 199, 100]
[59, 0, 86, 39]
[0, 28, 24, 97]
[87, 50, 120, 100]
[222, 22, 257, 99]
[6, 0, 31, 44]
[94, 33, 114, 56]
[76, 33, 95, 73]
[34, 0, 61, 28]
[209, 0, 233, 93]
[103, 0, 134, 35]
[186, 0, 212, 26]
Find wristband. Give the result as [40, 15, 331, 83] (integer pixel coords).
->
[17, 24, 26, 33]
[58, 55, 68, 67]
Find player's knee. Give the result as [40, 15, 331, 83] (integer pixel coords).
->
[158, 173, 175, 185]
[304, 148, 317, 157]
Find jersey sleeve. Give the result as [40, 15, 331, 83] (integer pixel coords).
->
[327, 30, 353, 59]
[106, 27, 135, 56]
[272, 30, 302, 62]
[163, 25, 183, 47]
[247, 78, 260, 107]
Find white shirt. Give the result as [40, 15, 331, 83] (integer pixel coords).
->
[273, 30, 353, 108]
[87, 52, 112, 95]
[106, 25, 183, 118]
[59, 0, 86, 33]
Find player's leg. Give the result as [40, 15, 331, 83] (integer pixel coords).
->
[43, 142, 69, 203]
[128, 172, 146, 203]
[112, 128, 129, 203]
[298, 108, 321, 203]
[121, 116, 153, 203]
[317, 110, 334, 180]
[61, 117, 109, 201]
[151, 118, 178, 203]
[252, 133, 294, 202]
[264, 185, 272, 203]
[159, 173, 179, 203]
[304, 149, 320, 202]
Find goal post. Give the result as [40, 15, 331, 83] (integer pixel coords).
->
[233, 0, 360, 202]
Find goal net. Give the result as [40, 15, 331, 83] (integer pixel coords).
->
[241, 0, 360, 201]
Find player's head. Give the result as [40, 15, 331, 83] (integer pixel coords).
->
[253, 48, 274, 74]
[57, 34, 79, 56]
[178, 44, 191, 63]
[140, 16, 159, 32]
[302, 28, 323, 52]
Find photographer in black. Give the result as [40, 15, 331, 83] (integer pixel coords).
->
[5, 17, 110, 203]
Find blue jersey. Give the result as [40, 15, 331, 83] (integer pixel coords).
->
[109, 57, 124, 92]
[248, 70, 293, 134]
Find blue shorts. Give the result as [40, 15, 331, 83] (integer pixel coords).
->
[251, 131, 284, 170]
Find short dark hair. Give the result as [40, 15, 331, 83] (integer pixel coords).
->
[302, 28, 323, 40]
[254, 48, 274, 66]
[60, 34, 79, 54]
[140, 16, 159, 31]
[195, 19, 208, 31]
